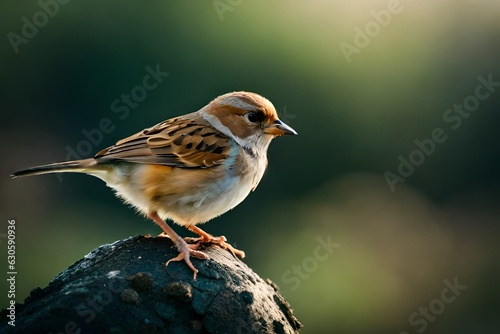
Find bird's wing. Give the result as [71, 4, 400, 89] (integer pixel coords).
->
[94, 112, 232, 168]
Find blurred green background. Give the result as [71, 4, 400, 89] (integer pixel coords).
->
[1, 1, 499, 333]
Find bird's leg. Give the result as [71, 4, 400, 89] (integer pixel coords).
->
[186, 225, 246, 259]
[147, 211, 208, 280]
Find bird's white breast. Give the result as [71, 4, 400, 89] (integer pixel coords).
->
[95, 147, 267, 227]
[159, 148, 266, 225]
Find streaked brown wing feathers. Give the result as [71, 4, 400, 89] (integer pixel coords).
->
[94, 114, 231, 168]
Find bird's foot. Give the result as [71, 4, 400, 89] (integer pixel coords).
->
[185, 235, 245, 259]
[166, 239, 209, 281]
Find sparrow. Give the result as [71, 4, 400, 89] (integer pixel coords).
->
[12, 91, 297, 280]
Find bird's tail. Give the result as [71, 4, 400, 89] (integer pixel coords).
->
[11, 158, 98, 178]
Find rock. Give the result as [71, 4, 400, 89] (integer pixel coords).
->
[0, 236, 302, 333]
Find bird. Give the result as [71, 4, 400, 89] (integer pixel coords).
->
[12, 91, 297, 280]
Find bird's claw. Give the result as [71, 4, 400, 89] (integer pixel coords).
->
[184, 235, 245, 259]
[166, 242, 209, 281]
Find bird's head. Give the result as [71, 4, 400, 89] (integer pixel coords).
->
[200, 91, 297, 154]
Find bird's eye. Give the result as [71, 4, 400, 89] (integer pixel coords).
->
[246, 112, 258, 123]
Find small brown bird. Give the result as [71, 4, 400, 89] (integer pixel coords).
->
[12, 91, 297, 279]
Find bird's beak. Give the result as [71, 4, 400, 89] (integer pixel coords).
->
[264, 119, 298, 136]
